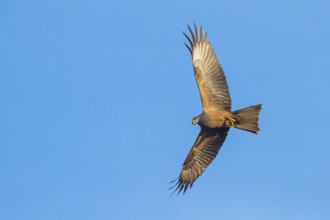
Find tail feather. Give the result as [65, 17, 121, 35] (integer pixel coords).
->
[233, 104, 262, 134]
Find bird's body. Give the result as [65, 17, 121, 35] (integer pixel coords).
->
[171, 24, 262, 194]
[194, 110, 235, 128]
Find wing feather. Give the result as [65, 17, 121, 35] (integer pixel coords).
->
[184, 24, 231, 112]
[170, 127, 229, 195]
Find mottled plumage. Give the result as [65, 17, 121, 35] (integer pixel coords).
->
[170, 24, 262, 195]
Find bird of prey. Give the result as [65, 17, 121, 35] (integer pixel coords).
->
[170, 24, 262, 194]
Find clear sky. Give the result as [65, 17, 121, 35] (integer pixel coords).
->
[1, 0, 330, 219]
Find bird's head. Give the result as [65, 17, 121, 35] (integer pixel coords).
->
[192, 115, 200, 125]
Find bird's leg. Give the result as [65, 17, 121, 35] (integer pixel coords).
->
[225, 118, 236, 128]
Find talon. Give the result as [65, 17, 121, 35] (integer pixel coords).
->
[225, 118, 236, 128]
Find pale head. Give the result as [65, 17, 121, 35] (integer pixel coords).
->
[192, 115, 201, 125]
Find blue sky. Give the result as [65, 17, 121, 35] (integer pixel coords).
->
[1, 0, 330, 219]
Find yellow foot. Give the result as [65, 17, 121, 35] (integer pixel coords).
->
[225, 118, 236, 128]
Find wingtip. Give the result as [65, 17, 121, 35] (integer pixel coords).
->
[184, 22, 209, 45]
[168, 177, 191, 196]
[200, 25, 204, 41]
[194, 22, 199, 41]
[169, 177, 179, 184]
[184, 43, 192, 54]
[187, 24, 195, 43]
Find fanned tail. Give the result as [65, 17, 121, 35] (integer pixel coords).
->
[233, 104, 262, 134]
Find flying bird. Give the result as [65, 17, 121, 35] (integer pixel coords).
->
[170, 24, 262, 194]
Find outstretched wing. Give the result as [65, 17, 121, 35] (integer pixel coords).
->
[170, 127, 229, 194]
[184, 24, 231, 112]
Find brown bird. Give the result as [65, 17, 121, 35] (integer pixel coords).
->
[170, 24, 262, 194]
